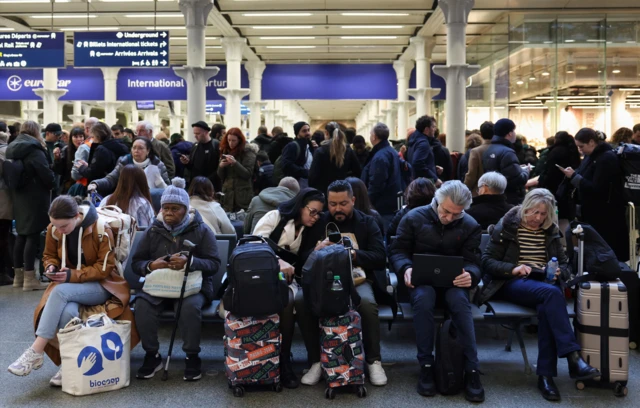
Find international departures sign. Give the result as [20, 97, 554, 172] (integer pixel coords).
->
[0, 32, 65, 69]
[74, 31, 170, 68]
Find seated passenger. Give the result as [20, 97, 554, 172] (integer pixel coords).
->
[132, 178, 220, 381]
[389, 180, 484, 402]
[99, 164, 156, 229]
[346, 177, 385, 234]
[244, 176, 300, 235]
[7, 196, 137, 386]
[478, 188, 599, 401]
[466, 172, 513, 230]
[89, 137, 170, 196]
[251, 188, 326, 388]
[188, 176, 235, 235]
[299, 180, 388, 387]
[386, 177, 436, 245]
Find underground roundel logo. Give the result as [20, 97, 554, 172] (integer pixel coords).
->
[76, 331, 124, 376]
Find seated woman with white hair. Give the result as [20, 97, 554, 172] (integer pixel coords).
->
[466, 172, 514, 230]
[477, 188, 599, 402]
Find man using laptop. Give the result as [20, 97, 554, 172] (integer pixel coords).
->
[389, 180, 484, 402]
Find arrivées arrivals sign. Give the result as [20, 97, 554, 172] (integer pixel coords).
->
[0, 31, 65, 69]
[74, 31, 169, 68]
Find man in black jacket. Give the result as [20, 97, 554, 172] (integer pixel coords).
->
[466, 172, 513, 230]
[252, 126, 272, 152]
[389, 180, 484, 402]
[482, 118, 530, 205]
[297, 180, 388, 387]
[406, 115, 439, 184]
[281, 121, 313, 188]
[180, 121, 221, 191]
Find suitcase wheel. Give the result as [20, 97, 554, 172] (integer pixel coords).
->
[629, 341, 637, 350]
[575, 381, 585, 391]
[325, 387, 336, 400]
[614, 382, 628, 397]
[356, 385, 367, 398]
[273, 382, 283, 393]
[232, 385, 245, 398]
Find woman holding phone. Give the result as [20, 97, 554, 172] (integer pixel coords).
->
[7, 196, 136, 386]
[217, 128, 257, 212]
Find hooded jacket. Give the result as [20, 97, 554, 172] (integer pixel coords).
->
[79, 138, 130, 183]
[252, 133, 273, 152]
[406, 130, 438, 181]
[361, 139, 403, 216]
[477, 206, 567, 305]
[244, 186, 297, 234]
[429, 136, 453, 181]
[170, 140, 194, 179]
[92, 154, 170, 196]
[132, 209, 221, 304]
[6, 134, 55, 235]
[218, 143, 258, 212]
[482, 136, 529, 205]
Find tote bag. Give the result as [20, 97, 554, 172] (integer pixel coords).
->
[58, 313, 131, 396]
[142, 268, 203, 298]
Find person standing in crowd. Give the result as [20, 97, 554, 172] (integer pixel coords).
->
[180, 121, 221, 191]
[53, 127, 85, 194]
[458, 133, 483, 182]
[479, 189, 600, 401]
[6, 121, 55, 291]
[99, 165, 156, 229]
[281, 121, 314, 188]
[8, 124, 19, 144]
[44, 123, 63, 163]
[351, 135, 371, 169]
[211, 123, 226, 142]
[244, 177, 300, 234]
[111, 124, 132, 149]
[217, 128, 258, 212]
[170, 133, 194, 179]
[136, 120, 175, 179]
[188, 176, 235, 235]
[123, 128, 136, 141]
[531, 136, 556, 178]
[466, 172, 513, 230]
[299, 180, 389, 387]
[518, 135, 538, 165]
[252, 125, 272, 152]
[559, 128, 629, 261]
[406, 116, 439, 184]
[155, 131, 170, 146]
[7, 195, 137, 386]
[482, 119, 530, 205]
[89, 137, 170, 195]
[346, 177, 385, 234]
[83, 117, 99, 140]
[311, 130, 325, 149]
[345, 127, 357, 146]
[464, 121, 494, 195]
[361, 122, 403, 228]
[309, 122, 361, 195]
[69, 118, 98, 193]
[254, 151, 275, 193]
[0, 130, 13, 285]
[132, 179, 220, 381]
[390, 181, 484, 402]
[268, 126, 292, 163]
[76, 122, 130, 183]
[433, 130, 453, 181]
[610, 127, 633, 148]
[632, 124, 640, 144]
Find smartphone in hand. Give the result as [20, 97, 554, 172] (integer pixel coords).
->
[555, 164, 566, 171]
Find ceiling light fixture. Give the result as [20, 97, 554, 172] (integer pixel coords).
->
[340, 36, 398, 39]
[341, 13, 410, 17]
[252, 26, 313, 29]
[0, 28, 15, 31]
[124, 14, 184, 18]
[170, 36, 217, 40]
[243, 13, 313, 17]
[31, 15, 96, 19]
[612, 56, 621, 74]
[265, 45, 317, 49]
[341, 25, 404, 29]
[61, 27, 119, 31]
[144, 26, 186, 30]
[259, 36, 316, 40]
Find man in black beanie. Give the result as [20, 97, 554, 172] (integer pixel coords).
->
[279, 121, 313, 188]
[481, 118, 530, 205]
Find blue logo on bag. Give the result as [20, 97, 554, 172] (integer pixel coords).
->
[77, 346, 104, 376]
[101, 332, 124, 361]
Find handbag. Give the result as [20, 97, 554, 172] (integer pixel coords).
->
[142, 267, 203, 298]
[58, 313, 131, 396]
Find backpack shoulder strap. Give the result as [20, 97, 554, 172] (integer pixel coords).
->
[269, 216, 289, 245]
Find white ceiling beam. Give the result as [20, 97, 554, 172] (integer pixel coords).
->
[398, 8, 445, 61]
[206, 7, 260, 61]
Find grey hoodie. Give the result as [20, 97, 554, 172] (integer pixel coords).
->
[243, 186, 297, 234]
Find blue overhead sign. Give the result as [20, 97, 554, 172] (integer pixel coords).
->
[0, 67, 104, 101]
[0, 31, 65, 69]
[74, 31, 169, 68]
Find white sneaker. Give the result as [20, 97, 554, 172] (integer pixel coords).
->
[368, 361, 388, 386]
[7, 348, 44, 376]
[50, 369, 62, 387]
[300, 362, 323, 385]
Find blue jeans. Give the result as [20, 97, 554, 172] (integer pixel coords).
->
[499, 278, 581, 377]
[409, 285, 479, 371]
[36, 282, 111, 339]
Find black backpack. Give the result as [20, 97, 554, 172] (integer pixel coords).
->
[617, 143, 640, 205]
[1, 158, 27, 190]
[301, 244, 360, 317]
[225, 235, 287, 317]
[435, 319, 466, 395]
[272, 142, 300, 185]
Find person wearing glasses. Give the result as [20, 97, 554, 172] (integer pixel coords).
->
[298, 180, 388, 387]
[252, 188, 326, 389]
[389, 180, 485, 402]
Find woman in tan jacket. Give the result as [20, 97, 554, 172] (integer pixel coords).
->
[7, 196, 137, 387]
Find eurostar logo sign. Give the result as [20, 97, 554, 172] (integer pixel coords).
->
[7, 75, 22, 92]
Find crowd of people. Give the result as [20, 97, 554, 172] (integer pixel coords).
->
[1, 116, 639, 403]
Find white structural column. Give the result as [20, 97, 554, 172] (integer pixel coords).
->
[169, 100, 184, 136]
[24, 100, 42, 122]
[393, 60, 414, 141]
[174, 0, 219, 141]
[129, 103, 139, 129]
[68, 101, 84, 123]
[432, 0, 480, 153]
[33, 69, 67, 125]
[244, 61, 267, 139]
[82, 104, 92, 120]
[382, 100, 397, 139]
[610, 90, 628, 135]
[99, 68, 122, 126]
[407, 37, 440, 117]
[489, 63, 496, 122]
[282, 101, 294, 132]
[263, 100, 278, 131]
[143, 110, 161, 130]
[219, 37, 251, 130]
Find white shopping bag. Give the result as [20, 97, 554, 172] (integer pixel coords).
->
[142, 268, 202, 299]
[58, 313, 131, 396]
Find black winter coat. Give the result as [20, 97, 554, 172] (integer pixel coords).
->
[538, 143, 581, 219]
[6, 134, 55, 235]
[482, 136, 529, 205]
[406, 130, 438, 181]
[361, 140, 403, 216]
[457, 149, 471, 182]
[80, 138, 130, 183]
[385, 206, 410, 250]
[389, 202, 483, 287]
[477, 206, 567, 305]
[132, 210, 221, 304]
[431, 138, 453, 181]
[466, 194, 514, 231]
[170, 140, 194, 179]
[281, 138, 313, 181]
[309, 143, 361, 195]
[254, 161, 275, 193]
[268, 135, 294, 164]
[570, 142, 629, 261]
[253, 134, 273, 152]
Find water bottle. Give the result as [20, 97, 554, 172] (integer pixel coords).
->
[331, 275, 343, 291]
[546, 257, 558, 283]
